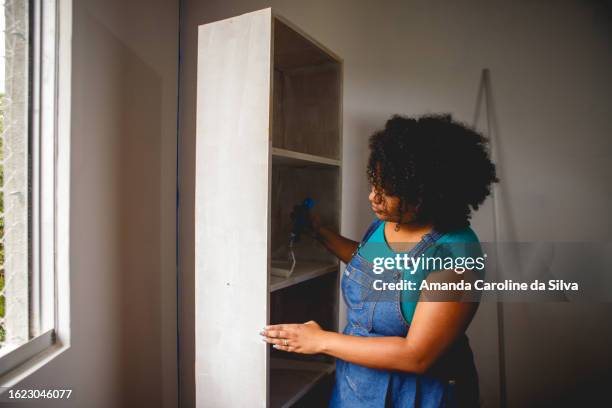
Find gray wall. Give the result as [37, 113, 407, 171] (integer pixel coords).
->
[16, 0, 179, 407]
[179, 1, 611, 407]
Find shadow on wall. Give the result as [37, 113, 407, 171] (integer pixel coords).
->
[82, 9, 165, 408]
[116, 23, 164, 408]
[18, 7, 167, 408]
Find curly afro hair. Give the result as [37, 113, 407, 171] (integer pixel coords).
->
[367, 114, 499, 233]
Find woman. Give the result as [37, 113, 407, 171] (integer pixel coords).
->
[261, 114, 498, 407]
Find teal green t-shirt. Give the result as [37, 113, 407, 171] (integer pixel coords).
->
[357, 220, 484, 325]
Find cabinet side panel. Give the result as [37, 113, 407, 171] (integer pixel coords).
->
[195, 9, 271, 408]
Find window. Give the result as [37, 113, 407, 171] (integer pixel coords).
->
[0, 0, 70, 386]
[2, 0, 32, 353]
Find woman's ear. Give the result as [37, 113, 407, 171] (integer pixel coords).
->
[400, 201, 420, 224]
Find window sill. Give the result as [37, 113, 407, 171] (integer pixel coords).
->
[0, 333, 70, 392]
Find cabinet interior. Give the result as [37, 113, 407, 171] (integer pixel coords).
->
[269, 16, 342, 408]
[270, 164, 339, 265]
[272, 19, 341, 160]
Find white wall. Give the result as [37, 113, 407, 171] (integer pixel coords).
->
[15, 0, 179, 407]
[179, 1, 611, 407]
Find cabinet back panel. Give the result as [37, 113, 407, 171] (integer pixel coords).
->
[270, 272, 339, 334]
[274, 18, 337, 70]
[271, 164, 340, 263]
[273, 19, 341, 160]
[272, 66, 340, 160]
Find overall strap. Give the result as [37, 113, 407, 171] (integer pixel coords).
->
[408, 229, 444, 259]
[360, 218, 383, 244]
[350, 219, 383, 259]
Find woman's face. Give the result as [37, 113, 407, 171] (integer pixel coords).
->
[368, 185, 410, 222]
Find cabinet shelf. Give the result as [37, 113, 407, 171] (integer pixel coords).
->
[270, 357, 335, 408]
[272, 147, 341, 168]
[270, 260, 338, 292]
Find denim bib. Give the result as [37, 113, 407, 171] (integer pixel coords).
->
[328, 219, 480, 407]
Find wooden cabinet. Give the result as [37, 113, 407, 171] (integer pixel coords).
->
[195, 8, 342, 407]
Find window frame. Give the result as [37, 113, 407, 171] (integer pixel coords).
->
[0, 0, 71, 388]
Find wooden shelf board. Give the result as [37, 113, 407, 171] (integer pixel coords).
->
[272, 147, 341, 168]
[270, 357, 335, 408]
[270, 260, 338, 292]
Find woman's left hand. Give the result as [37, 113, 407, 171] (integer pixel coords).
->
[260, 320, 326, 354]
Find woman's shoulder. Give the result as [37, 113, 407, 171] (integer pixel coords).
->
[360, 217, 384, 243]
[437, 225, 480, 244]
[432, 225, 483, 258]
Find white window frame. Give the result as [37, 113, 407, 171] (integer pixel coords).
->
[0, 0, 71, 388]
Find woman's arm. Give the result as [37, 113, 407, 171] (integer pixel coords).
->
[320, 295, 478, 373]
[308, 213, 358, 263]
[313, 225, 358, 264]
[262, 269, 479, 374]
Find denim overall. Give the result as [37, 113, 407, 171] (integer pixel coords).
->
[328, 219, 480, 407]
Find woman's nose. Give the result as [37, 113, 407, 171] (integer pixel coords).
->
[369, 187, 381, 204]
[368, 187, 376, 202]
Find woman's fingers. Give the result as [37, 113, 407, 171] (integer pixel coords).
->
[262, 324, 300, 338]
[264, 324, 288, 331]
[262, 329, 286, 338]
[262, 336, 290, 346]
[261, 332, 297, 352]
[260, 324, 305, 353]
[261, 328, 292, 339]
[274, 345, 295, 352]
[260, 325, 294, 345]
[260, 321, 322, 355]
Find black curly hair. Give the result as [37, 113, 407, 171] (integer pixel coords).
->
[367, 114, 499, 233]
